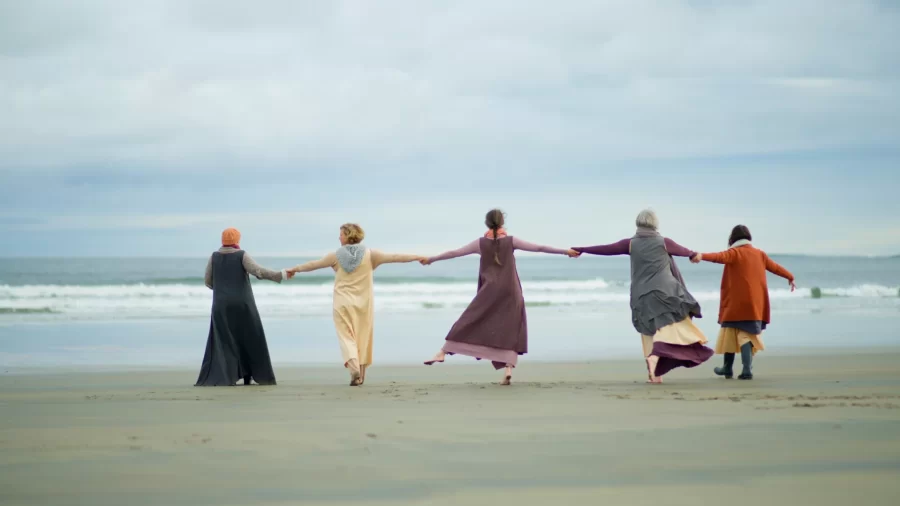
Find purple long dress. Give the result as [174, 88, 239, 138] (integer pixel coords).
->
[428, 236, 570, 369]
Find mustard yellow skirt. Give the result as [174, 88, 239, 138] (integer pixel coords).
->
[640, 317, 708, 358]
[715, 327, 765, 356]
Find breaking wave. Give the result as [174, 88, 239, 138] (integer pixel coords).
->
[1, 280, 896, 321]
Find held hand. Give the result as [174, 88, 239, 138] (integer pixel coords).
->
[419, 257, 431, 266]
[566, 249, 581, 258]
[690, 253, 702, 264]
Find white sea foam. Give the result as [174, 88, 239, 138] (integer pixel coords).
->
[1, 280, 897, 321]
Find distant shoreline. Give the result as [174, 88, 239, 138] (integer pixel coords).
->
[1, 253, 899, 260]
[4, 345, 900, 376]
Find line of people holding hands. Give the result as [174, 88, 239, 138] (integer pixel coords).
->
[196, 208, 794, 388]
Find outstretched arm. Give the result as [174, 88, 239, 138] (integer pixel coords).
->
[512, 237, 571, 256]
[288, 252, 338, 274]
[572, 238, 631, 256]
[371, 250, 423, 269]
[426, 239, 480, 264]
[696, 249, 738, 265]
[243, 253, 287, 283]
[764, 254, 795, 282]
[664, 238, 698, 259]
[204, 257, 213, 289]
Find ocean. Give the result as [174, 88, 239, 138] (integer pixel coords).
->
[1, 254, 899, 369]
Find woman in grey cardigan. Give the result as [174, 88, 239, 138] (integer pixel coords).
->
[573, 210, 714, 383]
[195, 228, 288, 387]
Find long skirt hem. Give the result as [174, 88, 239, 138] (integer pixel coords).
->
[715, 327, 764, 355]
[442, 341, 519, 370]
[640, 317, 713, 377]
[650, 342, 714, 376]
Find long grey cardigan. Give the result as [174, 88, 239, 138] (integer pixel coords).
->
[629, 228, 702, 336]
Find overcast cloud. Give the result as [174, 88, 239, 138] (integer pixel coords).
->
[1, 1, 898, 256]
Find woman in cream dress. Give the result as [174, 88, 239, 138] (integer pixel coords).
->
[287, 224, 422, 386]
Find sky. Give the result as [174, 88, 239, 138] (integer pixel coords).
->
[1, 0, 899, 257]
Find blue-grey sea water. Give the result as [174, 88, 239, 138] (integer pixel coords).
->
[1, 255, 898, 369]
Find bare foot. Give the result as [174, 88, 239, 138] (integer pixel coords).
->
[646, 356, 662, 384]
[348, 360, 362, 387]
[500, 366, 512, 386]
[359, 365, 367, 385]
[424, 351, 446, 366]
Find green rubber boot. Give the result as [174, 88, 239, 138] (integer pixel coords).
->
[738, 343, 753, 380]
[714, 353, 735, 379]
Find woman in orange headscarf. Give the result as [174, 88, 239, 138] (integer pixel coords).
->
[196, 228, 287, 386]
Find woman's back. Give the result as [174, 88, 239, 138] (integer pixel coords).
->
[211, 251, 251, 303]
[333, 249, 374, 308]
[476, 236, 520, 294]
[727, 246, 768, 287]
[629, 235, 676, 294]
[628, 234, 702, 336]
[718, 246, 770, 320]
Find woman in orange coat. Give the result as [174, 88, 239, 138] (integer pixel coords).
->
[692, 225, 796, 380]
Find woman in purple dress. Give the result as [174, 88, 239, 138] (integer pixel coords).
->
[572, 209, 713, 383]
[420, 209, 580, 385]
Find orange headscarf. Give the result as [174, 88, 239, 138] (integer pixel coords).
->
[221, 228, 241, 247]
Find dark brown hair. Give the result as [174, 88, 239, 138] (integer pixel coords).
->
[728, 225, 752, 246]
[485, 209, 505, 265]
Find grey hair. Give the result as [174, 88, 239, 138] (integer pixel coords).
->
[635, 209, 659, 230]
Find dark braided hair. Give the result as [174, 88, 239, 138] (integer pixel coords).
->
[484, 209, 505, 265]
[728, 225, 752, 246]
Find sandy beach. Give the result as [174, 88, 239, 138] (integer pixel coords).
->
[2, 351, 899, 506]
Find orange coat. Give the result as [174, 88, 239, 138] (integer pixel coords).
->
[701, 244, 794, 324]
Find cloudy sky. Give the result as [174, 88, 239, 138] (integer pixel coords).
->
[1, 0, 898, 257]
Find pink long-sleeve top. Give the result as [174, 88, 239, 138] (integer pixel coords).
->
[428, 237, 569, 263]
[573, 238, 696, 258]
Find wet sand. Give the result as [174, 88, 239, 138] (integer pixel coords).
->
[2, 351, 899, 505]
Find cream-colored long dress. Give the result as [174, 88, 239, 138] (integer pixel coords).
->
[291, 249, 420, 368]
